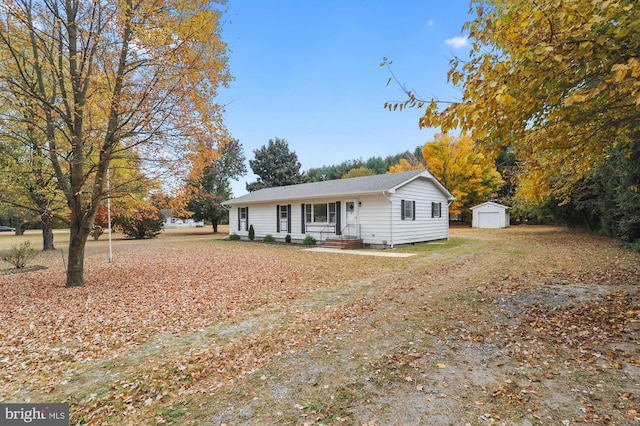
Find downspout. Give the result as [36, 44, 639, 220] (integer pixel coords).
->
[447, 198, 454, 241]
[382, 191, 393, 249]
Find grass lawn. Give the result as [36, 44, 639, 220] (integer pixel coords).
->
[1, 225, 639, 425]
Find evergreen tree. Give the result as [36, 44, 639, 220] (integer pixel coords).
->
[246, 138, 305, 192]
[532, 136, 640, 252]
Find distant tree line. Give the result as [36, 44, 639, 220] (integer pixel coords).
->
[305, 147, 423, 182]
[244, 137, 425, 188]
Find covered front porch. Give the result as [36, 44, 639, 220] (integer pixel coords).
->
[303, 222, 363, 249]
[301, 199, 361, 245]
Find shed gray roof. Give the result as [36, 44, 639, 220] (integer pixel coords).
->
[224, 170, 454, 205]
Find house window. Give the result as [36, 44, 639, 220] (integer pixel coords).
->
[313, 204, 327, 222]
[305, 204, 312, 224]
[279, 205, 288, 232]
[305, 202, 337, 223]
[401, 200, 415, 220]
[431, 202, 442, 218]
[238, 207, 248, 231]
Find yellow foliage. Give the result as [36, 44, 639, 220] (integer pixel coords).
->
[416, 0, 640, 204]
[342, 166, 376, 179]
[388, 134, 503, 215]
[420, 134, 502, 215]
[388, 158, 423, 173]
[0, 0, 231, 285]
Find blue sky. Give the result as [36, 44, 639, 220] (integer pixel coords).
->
[218, 1, 475, 196]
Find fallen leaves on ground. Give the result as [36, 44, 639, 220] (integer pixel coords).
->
[0, 237, 387, 422]
[1, 226, 639, 425]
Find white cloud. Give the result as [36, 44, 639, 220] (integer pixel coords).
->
[444, 35, 469, 49]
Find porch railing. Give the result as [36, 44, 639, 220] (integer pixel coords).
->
[340, 224, 361, 239]
[303, 223, 361, 241]
[304, 223, 336, 242]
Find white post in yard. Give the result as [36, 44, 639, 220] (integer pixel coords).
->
[107, 168, 113, 263]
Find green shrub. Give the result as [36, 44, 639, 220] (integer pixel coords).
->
[285, 234, 292, 243]
[114, 207, 163, 239]
[228, 233, 241, 241]
[248, 224, 255, 241]
[302, 235, 317, 246]
[3, 241, 38, 269]
[263, 234, 275, 243]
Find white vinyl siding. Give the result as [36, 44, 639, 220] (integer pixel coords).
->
[226, 174, 451, 245]
[390, 179, 449, 245]
[228, 200, 339, 241]
[355, 194, 392, 245]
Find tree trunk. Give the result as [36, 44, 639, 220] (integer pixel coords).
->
[212, 218, 218, 233]
[41, 213, 55, 250]
[14, 221, 24, 236]
[66, 215, 90, 287]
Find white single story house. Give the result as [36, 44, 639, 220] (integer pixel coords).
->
[223, 170, 454, 248]
[160, 209, 205, 228]
[163, 217, 204, 228]
[470, 201, 510, 228]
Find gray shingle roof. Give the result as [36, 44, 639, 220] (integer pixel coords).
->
[224, 170, 453, 205]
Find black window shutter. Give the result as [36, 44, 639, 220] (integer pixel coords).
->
[301, 204, 306, 233]
[245, 207, 249, 231]
[276, 205, 280, 233]
[335, 201, 341, 235]
[237, 207, 241, 231]
[401, 200, 405, 220]
[431, 202, 435, 218]
[413, 201, 416, 220]
[287, 205, 292, 232]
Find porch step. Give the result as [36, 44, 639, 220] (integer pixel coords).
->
[322, 238, 363, 250]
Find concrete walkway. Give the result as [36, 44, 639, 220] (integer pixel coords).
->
[303, 247, 416, 257]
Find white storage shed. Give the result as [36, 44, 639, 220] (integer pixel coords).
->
[470, 202, 510, 229]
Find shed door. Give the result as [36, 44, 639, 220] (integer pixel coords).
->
[478, 212, 500, 228]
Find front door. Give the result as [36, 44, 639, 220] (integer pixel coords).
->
[345, 201, 357, 237]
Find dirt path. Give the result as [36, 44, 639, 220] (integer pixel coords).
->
[197, 227, 640, 425]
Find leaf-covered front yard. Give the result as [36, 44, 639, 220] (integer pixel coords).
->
[1, 226, 638, 425]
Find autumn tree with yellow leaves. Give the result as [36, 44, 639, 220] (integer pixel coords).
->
[387, 0, 639, 204]
[0, 107, 66, 248]
[389, 133, 502, 216]
[0, 0, 230, 286]
[342, 166, 375, 179]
